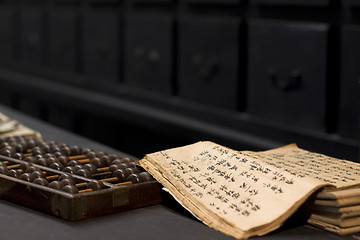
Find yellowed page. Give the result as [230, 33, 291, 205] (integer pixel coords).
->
[314, 197, 360, 207]
[317, 188, 360, 200]
[242, 143, 360, 189]
[310, 214, 360, 228]
[139, 141, 330, 239]
[308, 218, 360, 235]
[0, 112, 41, 138]
[310, 205, 360, 215]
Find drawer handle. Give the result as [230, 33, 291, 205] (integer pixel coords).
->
[268, 68, 302, 91]
[192, 55, 219, 82]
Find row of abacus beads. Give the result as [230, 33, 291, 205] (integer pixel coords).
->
[0, 136, 155, 185]
[1, 152, 144, 183]
[0, 135, 137, 171]
[0, 160, 154, 194]
[0, 136, 112, 162]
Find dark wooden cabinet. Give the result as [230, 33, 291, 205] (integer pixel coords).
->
[178, 16, 240, 110]
[48, 9, 78, 72]
[20, 6, 44, 64]
[0, 1, 357, 161]
[338, 25, 360, 139]
[0, 6, 14, 58]
[82, 9, 121, 82]
[247, 19, 328, 131]
[124, 14, 173, 95]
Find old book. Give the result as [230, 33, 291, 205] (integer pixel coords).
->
[307, 188, 360, 233]
[138, 141, 360, 239]
[0, 112, 41, 138]
[308, 218, 360, 235]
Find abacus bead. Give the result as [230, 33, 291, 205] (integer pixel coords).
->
[67, 160, 80, 167]
[113, 169, 127, 182]
[20, 173, 35, 182]
[32, 148, 43, 156]
[63, 166, 75, 174]
[0, 166, 9, 174]
[1, 149, 13, 157]
[34, 154, 44, 160]
[81, 148, 92, 154]
[12, 153, 23, 160]
[108, 164, 120, 173]
[6, 136, 16, 142]
[35, 157, 48, 166]
[87, 180, 106, 190]
[73, 165, 84, 172]
[61, 146, 71, 155]
[0, 161, 6, 167]
[7, 169, 21, 178]
[108, 154, 119, 161]
[139, 172, 154, 182]
[121, 158, 132, 164]
[54, 151, 63, 158]
[90, 157, 104, 168]
[24, 156, 37, 163]
[58, 156, 69, 166]
[95, 151, 105, 158]
[41, 144, 51, 153]
[47, 157, 57, 165]
[111, 159, 122, 165]
[100, 156, 111, 166]
[124, 167, 140, 176]
[127, 173, 141, 184]
[70, 146, 81, 155]
[0, 141, 9, 147]
[75, 169, 92, 178]
[20, 161, 32, 171]
[44, 153, 54, 159]
[25, 139, 36, 149]
[58, 173, 75, 182]
[83, 163, 97, 174]
[61, 178, 75, 186]
[31, 171, 45, 179]
[33, 178, 49, 186]
[49, 162, 64, 171]
[13, 143, 24, 153]
[62, 185, 79, 194]
[49, 181, 64, 190]
[86, 152, 96, 159]
[127, 162, 137, 168]
[25, 166, 40, 173]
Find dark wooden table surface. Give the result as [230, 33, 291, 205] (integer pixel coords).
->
[0, 104, 358, 240]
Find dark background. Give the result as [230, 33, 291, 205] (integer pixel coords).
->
[0, 0, 358, 161]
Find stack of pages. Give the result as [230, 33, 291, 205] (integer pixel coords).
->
[0, 112, 41, 139]
[308, 188, 360, 235]
[139, 141, 360, 239]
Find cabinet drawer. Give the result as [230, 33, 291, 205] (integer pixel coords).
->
[20, 7, 44, 64]
[338, 25, 360, 139]
[178, 16, 240, 110]
[82, 10, 120, 82]
[247, 19, 328, 131]
[124, 14, 173, 95]
[0, 6, 14, 58]
[48, 9, 77, 72]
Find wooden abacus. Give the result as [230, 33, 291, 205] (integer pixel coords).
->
[0, 136, 161, 221]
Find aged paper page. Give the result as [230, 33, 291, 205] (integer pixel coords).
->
[139, 141, 331, 239]
[242, 144, 360, 189]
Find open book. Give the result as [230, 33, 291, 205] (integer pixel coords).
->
[138, 141, 360, 239]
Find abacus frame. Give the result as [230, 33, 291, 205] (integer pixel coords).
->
[0, 155, 162, 221]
